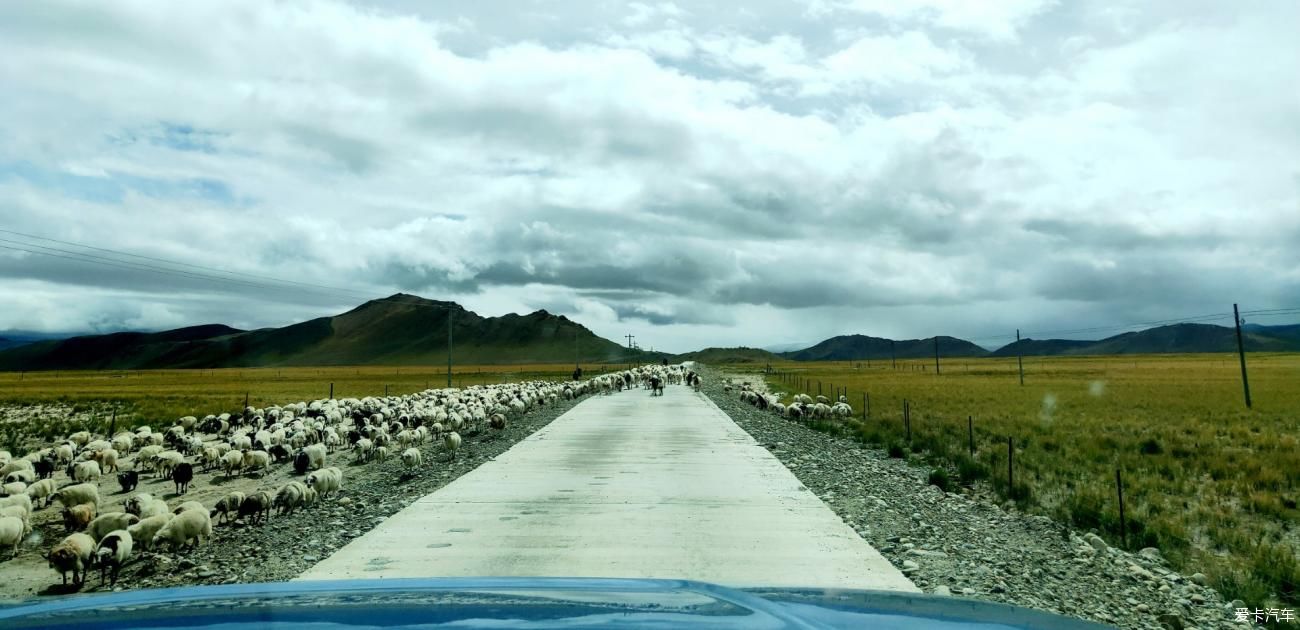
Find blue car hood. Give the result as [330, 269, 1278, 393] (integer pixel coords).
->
[0, 577, 1113, 629]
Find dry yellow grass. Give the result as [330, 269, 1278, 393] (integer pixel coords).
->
[724, 353, 1300, 609]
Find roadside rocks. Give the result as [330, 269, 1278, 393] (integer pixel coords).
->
[702, 367, 1240, 630]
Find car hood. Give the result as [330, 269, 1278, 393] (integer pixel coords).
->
[0, 577, 1113, 629]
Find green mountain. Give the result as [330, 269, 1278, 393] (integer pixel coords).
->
[988, 323, 1300, 357]
[783, 335, 989, 361]
[0, 294, 662, 370]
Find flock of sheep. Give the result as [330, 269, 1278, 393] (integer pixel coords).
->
[0, 369, 688, 590]
[726, 379, 855, 421]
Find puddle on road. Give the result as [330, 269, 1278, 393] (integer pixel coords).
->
[448, 528, 471, 533]
[426, 543, 452, 549]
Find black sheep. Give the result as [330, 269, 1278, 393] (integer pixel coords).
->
[34, 457, 55, 480]
[293, 450, 310, 475]
[117, 470, 139, 493]
[171, 462, 193, 494]
[268, 444, 291, 463]
[347, 429, 362, 445]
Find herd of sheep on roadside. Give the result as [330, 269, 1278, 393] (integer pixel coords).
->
[726, 379, 854, 421]
[0, 363, 698, 590]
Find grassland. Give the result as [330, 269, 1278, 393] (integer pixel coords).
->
[728, 353, 1299, 610]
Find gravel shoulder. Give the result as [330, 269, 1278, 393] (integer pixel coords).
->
[0, 395, 586, 601]
[704, 366, 1243, 630]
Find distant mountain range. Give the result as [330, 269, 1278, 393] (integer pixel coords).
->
[0, 294, 665, 371]
[782, 335, 989, 361]
[2, 298, 1297, 372]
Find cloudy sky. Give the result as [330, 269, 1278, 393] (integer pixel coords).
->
[1, 0, 1297, 353]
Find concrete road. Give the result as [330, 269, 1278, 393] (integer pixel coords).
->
[297, 385, 918, 591]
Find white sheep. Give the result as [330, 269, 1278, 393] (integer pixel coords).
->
[152, 450, 183, 477]
[0, 515, 26, 558]
[373, 445, 388, 462]
[220, 450, 243, 477]
[127, 515, 169, 551]
[87, 512, 139, 542]
[26, 478, 59, 508]
[93, 529, 132, 586]
[72, 460, 102, 484]
[352, 438, 374, 463]
[173, 500, 205, 514]
[56, 483, 100, 509]
[2, 481, 27, 497]
[133, 494, 171, 520]
[303, 443, 327, 470]
[48, 532, 95, 586]
[92, 448, 119, 473]
[153, 508, 212, 551]
[1, 492, 34, 517]
[443, 431, 462, 461]
[241, 450, 271, 475]
[305, 467, 342, 499]
[401, 447, 422, 472]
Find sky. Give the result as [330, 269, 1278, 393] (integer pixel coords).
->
[0, 0, 1297, 353]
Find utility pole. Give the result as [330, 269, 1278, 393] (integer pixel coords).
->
[891, 340, 896, 369]
[625, 334, 636, 349]
[1016, 329, 1024, 386]
[933, 337, 940, 374]
[1234, 303, 1251, 408]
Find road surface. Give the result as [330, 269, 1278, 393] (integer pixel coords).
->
[297, 384, 918, 591]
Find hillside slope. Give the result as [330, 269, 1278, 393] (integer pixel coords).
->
[0, 295, 659, 370]
[989, 323, 1300, 357]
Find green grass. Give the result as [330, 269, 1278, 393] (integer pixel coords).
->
[728, 352, 1300, 612]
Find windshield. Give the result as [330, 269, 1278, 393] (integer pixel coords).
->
[0, 2, 1296, 629]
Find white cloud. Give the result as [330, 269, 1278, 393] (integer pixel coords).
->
[0, 0, 1296, 352]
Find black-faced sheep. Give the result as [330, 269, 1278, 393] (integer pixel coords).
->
[93, 529, 132, 586]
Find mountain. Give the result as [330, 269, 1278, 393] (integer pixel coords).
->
[675, 347, 783, 364]
[0, 294, 662, 370]
[783, 335, 989, 362]
[989, 323, 1300, 357]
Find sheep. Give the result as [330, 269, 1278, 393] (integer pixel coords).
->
[127, 515, 169, 551]
[373, 445, 388, 462]
[241, 450, 271, 476]
[401, 447, 422, 472]
[48, 532, 95, 586]
[132, 494, 171, 520]
[153, 508, 212, 551]
[69, 460, 101, 485]
[305, 467, 342, 499]
[352, 438, 374, 463]
[93, 530, 132, 586]
[26, 478, 59, 508]
[237, 491, 272, 524]
[34, 457, 56, 479]
[220, 450, 243, 477]
[210, 491, 245, 525]
[2, 481, 27, 497]
[172, 462, 194, 494]
[152, 450, 183, 478]
[173, 500, 206, 515]
[443, 431, 462, 461]
[92, 448, 119, 473]
[87, 512, 139, 542]
[1, 492, 34, 517]
[5, 469, 35, 485]
[303, 443, 326, 471]
[273, 482, 307, 516]
[302, 486, 319, 508]
[489, 413, 507, 430]
[118, 470, 140, 493]
[0, 514, 27, 558]
[62, 503, 96, 532]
